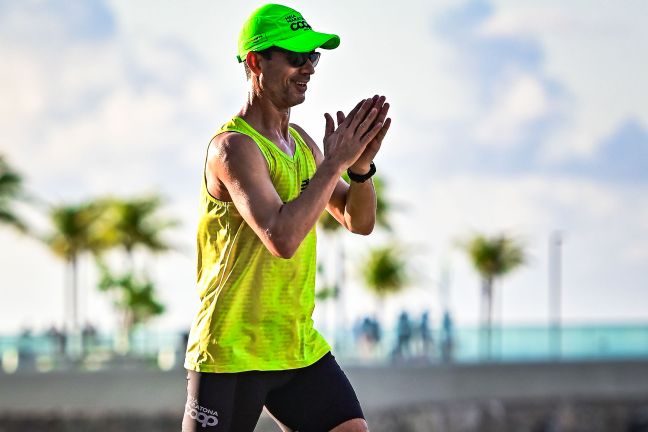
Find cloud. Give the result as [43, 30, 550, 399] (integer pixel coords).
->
[426, 0, 647, 186]
[426, 1, 569, 176]
[473, 72, 550, 147]
[0, 0, 219, 203]
[557, 118, 648, 183]
[0, 0, 115, 43]
[479, 1, 648, 164]
[0, 0, 217, 331]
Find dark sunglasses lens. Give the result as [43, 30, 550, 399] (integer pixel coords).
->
[309, 52, 320, 67]
[287, 51, 320, 67]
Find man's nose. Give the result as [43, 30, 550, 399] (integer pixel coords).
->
[301, 60, 315, 74]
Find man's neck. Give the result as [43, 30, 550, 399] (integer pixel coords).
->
[238, 92, 291, 141]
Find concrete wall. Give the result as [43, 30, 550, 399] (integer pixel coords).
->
[2, 398, 648, 432]
[1, 359, 648, 431]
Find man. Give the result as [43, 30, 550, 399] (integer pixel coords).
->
[182, 4, 390, 432]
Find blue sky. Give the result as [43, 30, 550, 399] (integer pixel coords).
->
[1, 0, 647, 333]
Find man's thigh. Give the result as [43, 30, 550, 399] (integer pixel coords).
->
[182, 369, 275, 432]
[264, 352, 365, 432]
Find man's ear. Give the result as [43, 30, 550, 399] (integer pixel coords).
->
[246, 51, 263, 77]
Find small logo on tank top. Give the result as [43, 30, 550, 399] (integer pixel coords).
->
[300, 178, 310, 192]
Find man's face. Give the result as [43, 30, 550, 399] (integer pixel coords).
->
[257, 49, 317, 108]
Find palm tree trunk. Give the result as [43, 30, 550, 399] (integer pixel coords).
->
[117, 248, 136, 355]
[116, 308, 132, 355]
[64, 258, 70, 333]
[63, 254, 80, 360]
[485, 276, 493, 360]
[479, 277, 487, 360]
[71, 255, 78, 333]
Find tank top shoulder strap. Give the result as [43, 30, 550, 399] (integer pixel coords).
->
[201, 117, 278, 204]
[212, 117, 276, 165]
[288, 126, 308, 154]
[288, 126, 317, 170]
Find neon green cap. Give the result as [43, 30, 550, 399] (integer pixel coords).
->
[237, 4, 340, 63]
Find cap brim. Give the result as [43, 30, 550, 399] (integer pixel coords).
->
[274, 31, 340, 53]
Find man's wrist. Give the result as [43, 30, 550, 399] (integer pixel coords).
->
[347, 162, 376, 183]
[348, 163, 371, 175]
[320, 158, 346, 177]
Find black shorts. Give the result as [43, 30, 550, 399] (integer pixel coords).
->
[182, 352, 364, 432]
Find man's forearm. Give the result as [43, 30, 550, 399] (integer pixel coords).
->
[343, 178, 377, 235]
[268, 160, 343, 257]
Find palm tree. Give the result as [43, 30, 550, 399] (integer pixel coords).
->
[362, 245, 409, 326]
[97, 262, 165, 350]
[96, 195, 179, 270]
[43, 201, 108, 335]
[0, 155, 29, 234]
[89, 195, 177, 353]
[460, 233, 526, 360]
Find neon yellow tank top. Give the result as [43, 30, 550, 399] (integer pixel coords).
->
[184, 117, 331, 373]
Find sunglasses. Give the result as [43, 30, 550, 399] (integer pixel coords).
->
[270, 47, 321, 68]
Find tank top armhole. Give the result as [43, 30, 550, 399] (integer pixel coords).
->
[202, 128, 275, 205]
[201, 130, 233, 206]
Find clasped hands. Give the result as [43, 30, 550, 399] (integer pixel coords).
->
[323, 95, 391, 174]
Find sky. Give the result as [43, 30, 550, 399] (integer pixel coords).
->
[1, 0, 647, 334]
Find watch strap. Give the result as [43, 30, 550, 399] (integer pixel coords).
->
[347, 162, 376, 183]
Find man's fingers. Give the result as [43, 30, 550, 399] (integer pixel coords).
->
[369, 118, 391, 151]
[362, 116, 391, 146]
[359, 95, 387, 131]
[360, 121, 385, 146]
[375, 102, 390, 125]
[341, 99, 365, 128]
[375, 117, 392, 143]
[347, 98, 373, 130]
[336, 111, 345, 127]
[324, 113, 334, 138]
[356, 105, 380, 134]
[350, 99, 378, 133]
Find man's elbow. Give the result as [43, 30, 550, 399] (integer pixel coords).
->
[349, 222, 374, 236]
[266, 238, 299, 259]
[272, 246, 297, 260]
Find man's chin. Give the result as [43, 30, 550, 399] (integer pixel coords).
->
[288, 94, 306, 107]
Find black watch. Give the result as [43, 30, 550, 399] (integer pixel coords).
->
[347, 162, 376, 183]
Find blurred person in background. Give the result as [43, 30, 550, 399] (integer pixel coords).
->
[182, 4, 391, 432]
[392, 311, 413, 361]
[419, 311, 434, 360]
[441, 311, 455, 363]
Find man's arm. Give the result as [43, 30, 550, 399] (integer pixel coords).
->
[291, 96, 391, 235]
[207, 99, 384, 259]
[290, 123, 376, 235]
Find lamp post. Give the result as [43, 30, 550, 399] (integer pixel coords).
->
[549, 231, 563, 359]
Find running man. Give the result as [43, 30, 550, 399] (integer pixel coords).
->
[182, 4, 390, 431]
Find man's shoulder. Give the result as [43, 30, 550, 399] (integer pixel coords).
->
[208, 131, 263, 167]
[289, 122, 308, 139]
[211, 130, 255, 147]
[210, 130, 256, 155]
